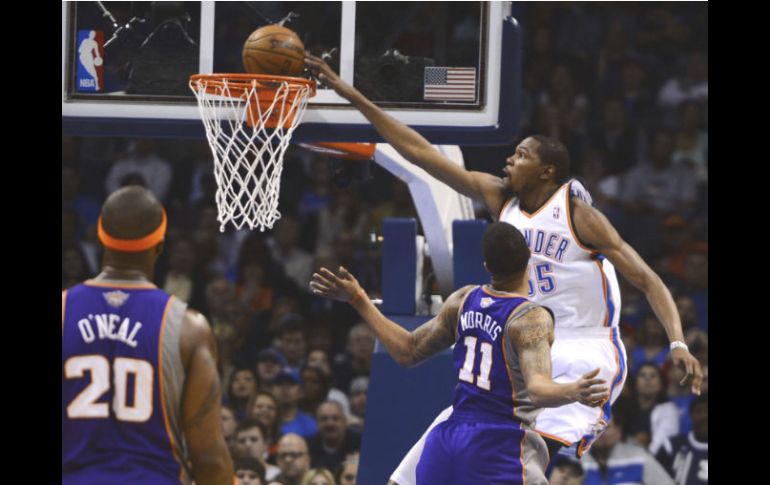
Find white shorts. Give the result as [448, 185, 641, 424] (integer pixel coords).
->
[389, 327, 627, 485]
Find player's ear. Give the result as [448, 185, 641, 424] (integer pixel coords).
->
[540, 164, 555, 181]
[483, 261, 490, 274]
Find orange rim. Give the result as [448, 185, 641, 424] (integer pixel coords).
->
[189, 73, 317, 97]
[299, 142, 377, 160]
[190, 73, 316, 129]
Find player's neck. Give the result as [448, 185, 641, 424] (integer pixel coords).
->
[519, 181, 561, 214]
[488, 275, 527, 295]
[97, 264, 153, 283]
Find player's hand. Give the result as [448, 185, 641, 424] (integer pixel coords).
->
[310, 266, 366, 304]
[573, 368, 610, 407]
[671, 347, 703, 396]
[304, 53, 353, 97]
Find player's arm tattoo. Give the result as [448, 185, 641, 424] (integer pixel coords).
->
[409, 316, 456, 365]
[509, 306, 554, 379]
[184, 378, 221, 429]
[405, 287, 468, 366]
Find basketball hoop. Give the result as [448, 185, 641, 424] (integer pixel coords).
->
[189, 73, 316, 232]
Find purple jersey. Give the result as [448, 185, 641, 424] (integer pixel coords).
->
[62, 279, 191, 485]
[452, 285, 530, 423]
[416, 285, 551, 485]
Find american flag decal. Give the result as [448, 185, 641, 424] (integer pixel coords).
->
[424, 67, 477, 101]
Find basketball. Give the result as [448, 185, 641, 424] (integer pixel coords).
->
[242, 24, 305, 76]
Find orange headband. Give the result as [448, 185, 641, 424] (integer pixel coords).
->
[98, 209, 167, 252]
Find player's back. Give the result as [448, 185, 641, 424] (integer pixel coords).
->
[62, 279, 192, 485]
[415, 285, 550, 485]
[452, 285, 538, 425]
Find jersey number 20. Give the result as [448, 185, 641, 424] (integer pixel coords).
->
[64, 354, 153, 422]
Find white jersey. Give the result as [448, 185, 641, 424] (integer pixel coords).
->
[499, 180, 621, 330]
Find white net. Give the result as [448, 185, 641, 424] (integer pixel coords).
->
[189, 75, 314, 232]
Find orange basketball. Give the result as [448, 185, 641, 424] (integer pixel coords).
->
[242, 25, 305, 76]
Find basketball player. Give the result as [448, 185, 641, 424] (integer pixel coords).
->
[62, 186, 234, 485]
[310, 222, 610, 485]
[305, 54, 702, 480]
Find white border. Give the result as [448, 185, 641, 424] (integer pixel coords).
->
[62, 1, 504, 128]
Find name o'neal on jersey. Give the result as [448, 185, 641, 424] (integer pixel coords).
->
[75, 313, 143, 348]
[521, 228, 570, 263]
[460, 310, 502, 340]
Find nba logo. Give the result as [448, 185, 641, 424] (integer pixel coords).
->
[553, 207, 560, 219]
[480, 297, 493, 308]
[76, 30, 104, 92]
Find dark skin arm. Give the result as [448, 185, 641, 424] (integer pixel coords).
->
[180, 310, 235, 485]
[305, 54, 507, 215]
[508, 306, 609, 407]
[571, 198, 703, 395]
[310, 266, 466, 367]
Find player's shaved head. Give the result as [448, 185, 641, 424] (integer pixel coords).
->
[101, 186, 164, 240]
[483, 222, 530, 278]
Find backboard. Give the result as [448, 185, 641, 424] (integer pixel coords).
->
[61, 1, 521, 145]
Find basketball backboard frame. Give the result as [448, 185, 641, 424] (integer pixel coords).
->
[62, 1, 521, 145]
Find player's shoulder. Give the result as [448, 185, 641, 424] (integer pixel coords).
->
[510, 304, 553, 326]
[182, 308, 212, 335]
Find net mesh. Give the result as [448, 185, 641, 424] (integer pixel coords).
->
[189, 75, 314, 232]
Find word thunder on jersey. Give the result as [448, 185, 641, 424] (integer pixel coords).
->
[499, 181, 621, 330]
[62, 280, 192, 485]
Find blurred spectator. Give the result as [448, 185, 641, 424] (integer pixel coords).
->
[662, 359, 694, 436]
[275, 434, 312, 485]
[619, 58, 655, 129]
[306, 348, 352, 418]
[657, 50, 708, 109]
[300, 468, 336, 485]
[161, 236, 207, 310]
[228, 368, 260, 421]
[684, 329, 708, 367]
[270, 215, 315, 290]
[298, 365, 332, 416]
[347, 377, 369, 433]
[699, 365, 707, 395]
[548, 456, 584, 485]
[672, 101, 708, 183]
[257, 348, 288, 388]
[623, 130, 697, 216]
[308, 401, 361, 471]
[335, 454, 359, 485]
[221, 404, 238, 450]
[274, 370, 318, 439]
[332, 323, 375, 393]
[105, 140, 172, 202]
[248, 390, 282, 456]
[276, 316, 309, 374]
[235, 456, 267, 485]
[316, 191, 370, 255]
[582, 409, 675, 485]
[62, 244, 92, 290]
[235, 419, 281, 481]
[62, 164, 101, 232]
[653, 216, 707, 282]
[681, 251, 708, 331]
[655, 394, 708, 485]
[629, 314, 669, 376]
[588, 98, 642, 175]
[626, 363, 680, 452]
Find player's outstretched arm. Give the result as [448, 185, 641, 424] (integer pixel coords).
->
[305, 54, 507, 213]
[180, 310, 235, 485]
[508, 306, 609, 408]
[570, 198, 703, 395]
[311, 266, 467, 367]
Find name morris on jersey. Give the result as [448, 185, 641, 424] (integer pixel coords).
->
[521, 228, 570, 263]
[460, 310, 502, 340]
[75, 313, 143, 348]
